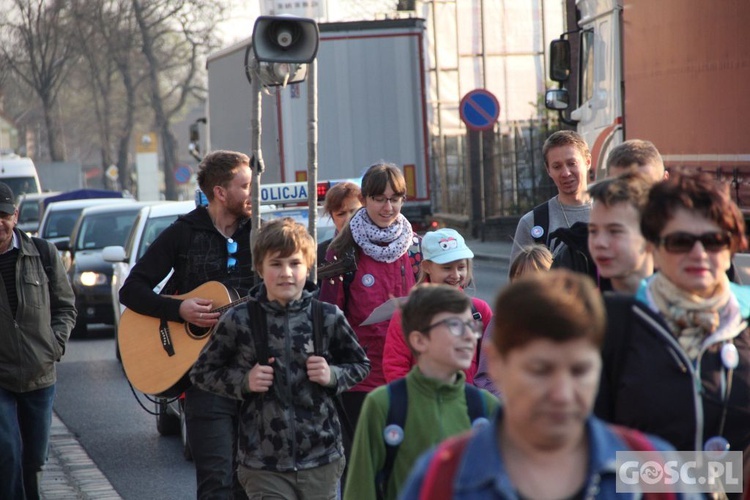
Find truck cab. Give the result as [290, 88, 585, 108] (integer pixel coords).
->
[546, 0, 623, 178]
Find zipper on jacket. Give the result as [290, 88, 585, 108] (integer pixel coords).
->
[401, 262, 406, 290]
[634, 307, 704, 452]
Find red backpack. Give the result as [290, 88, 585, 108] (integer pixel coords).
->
[418, 425, 677, 500]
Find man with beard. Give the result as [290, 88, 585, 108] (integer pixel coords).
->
[120, 150, 254, 499]
[509, 131, 592, 267]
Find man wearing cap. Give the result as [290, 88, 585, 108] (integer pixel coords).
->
[0, 182, 76, 499]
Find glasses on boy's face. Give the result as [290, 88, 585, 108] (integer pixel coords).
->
[657, 231, 731, 254]
[423, 317, 483, 339]
[369, 195, 405, 207]
[226, 238, 238, 272]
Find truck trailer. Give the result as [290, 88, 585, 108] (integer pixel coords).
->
[545, 0, 750, 202]
[203, 18, 431, 228]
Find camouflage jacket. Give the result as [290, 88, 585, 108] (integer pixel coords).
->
[190, 283, 370, 472]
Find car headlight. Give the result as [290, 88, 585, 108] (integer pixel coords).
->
[77, 272, 107, 287]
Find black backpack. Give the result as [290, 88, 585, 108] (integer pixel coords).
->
[248, 298, 354, 437]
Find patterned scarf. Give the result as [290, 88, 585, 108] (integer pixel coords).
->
[349, 208, 413, 263]
[648, 272, 732, 359]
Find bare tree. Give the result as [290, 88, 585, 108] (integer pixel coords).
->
[132, 0, 224, 199]
[68, 0, 147, 191]
[0, 0, 76, 161]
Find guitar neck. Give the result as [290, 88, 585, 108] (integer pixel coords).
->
[212, 295, 252, 315]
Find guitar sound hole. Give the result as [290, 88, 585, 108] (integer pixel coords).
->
[186, 323, 211, 339]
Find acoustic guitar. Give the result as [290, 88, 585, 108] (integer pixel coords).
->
[118, 253, 356, 397]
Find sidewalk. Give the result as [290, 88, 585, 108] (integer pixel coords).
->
[464, 238, 513, 264]
[41, 413, 120, 500]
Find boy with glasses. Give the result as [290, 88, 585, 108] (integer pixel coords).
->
[344, 284, 499, 500]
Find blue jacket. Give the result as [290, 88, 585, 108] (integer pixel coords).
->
[400, 409, 680, 500]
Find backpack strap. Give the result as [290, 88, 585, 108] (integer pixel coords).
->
[249, 300, 269, 365]
[31, 236, 53, 278]
[464, 384, 487, 425]
[377, 378, 408, 499]
[532, 201, 550, 245]
[470, 303, 482, 367]
[609, 425, 677, 500]
[311, 298, 324, 356]
[418, 432, 473, 500]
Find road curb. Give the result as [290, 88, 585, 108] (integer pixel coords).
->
[42, 413, 122, 500]
[471, 251, 510, 264]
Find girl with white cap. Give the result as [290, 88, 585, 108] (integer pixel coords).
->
[383, 228, 492, 383]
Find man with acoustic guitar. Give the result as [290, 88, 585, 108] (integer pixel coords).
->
[120, 150, 254, 500]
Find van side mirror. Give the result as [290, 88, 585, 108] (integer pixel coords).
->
[549, 39, 571, 82]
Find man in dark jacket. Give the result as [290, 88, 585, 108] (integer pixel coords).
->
[120, 150, 254, 499]
[0, 182, 76, 500]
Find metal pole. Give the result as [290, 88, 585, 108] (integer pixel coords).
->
[307, 59, 319, 282]
[250, 72, 264, 272]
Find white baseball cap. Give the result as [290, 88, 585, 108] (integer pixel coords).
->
[422, 228, 474, 264]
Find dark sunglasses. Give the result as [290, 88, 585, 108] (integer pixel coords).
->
[227, 238, 238, 272]
[657, 231, 732, 254]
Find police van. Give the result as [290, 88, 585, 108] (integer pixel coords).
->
[0, 154, 42, 198]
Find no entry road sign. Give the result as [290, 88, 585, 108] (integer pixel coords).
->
[459, 89, 500, 131]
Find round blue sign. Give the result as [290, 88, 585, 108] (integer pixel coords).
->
[459, 89, 501, 131]
[174, 165, 192, 184]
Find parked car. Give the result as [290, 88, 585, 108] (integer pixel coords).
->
[16, 191, 61, 235]
[66, 202, 154, 336]
[103, 201, 196, 333]
[38, 197, 135, 252]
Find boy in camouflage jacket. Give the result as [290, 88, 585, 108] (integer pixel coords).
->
[191, 218, 370, 499]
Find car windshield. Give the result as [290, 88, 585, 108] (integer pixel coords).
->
[43, 209, 83, 239]
[76, 212, 139, 251]
[137, 215, 180, 261]
[18, 199, 40, 224]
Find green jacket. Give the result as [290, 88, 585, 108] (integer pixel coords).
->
[0, 229, 76, 392]
[344, 367, 499, 500]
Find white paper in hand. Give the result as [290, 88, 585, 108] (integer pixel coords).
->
[360, 297, 408, 326]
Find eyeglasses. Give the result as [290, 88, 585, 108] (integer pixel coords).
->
[658, 231, 732, 254]
[227, 238, 238, 272]
[370, 195, 405, 206]
[423, 317, 483, 339]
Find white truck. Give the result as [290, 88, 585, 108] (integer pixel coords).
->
[202, 18, 432, 229]
[545, 0, 750, 202]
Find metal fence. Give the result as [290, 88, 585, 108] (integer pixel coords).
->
[431, 119, 561, 219]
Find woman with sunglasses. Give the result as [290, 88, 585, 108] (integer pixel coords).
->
[595, 172, 750, 482]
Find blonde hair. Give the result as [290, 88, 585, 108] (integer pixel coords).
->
[509, 244, 553, 281]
